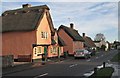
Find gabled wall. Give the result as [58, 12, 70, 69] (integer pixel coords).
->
[73, 41, 84, 52]
[33, 11, 52, 59]
[36, 12, 51, 45]
[58, 29, 73, 55]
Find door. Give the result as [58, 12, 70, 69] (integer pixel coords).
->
[58, 47, 60, 58]
[44, 46, 48, 57]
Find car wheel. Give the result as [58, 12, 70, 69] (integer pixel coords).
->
[89, 55, 91, 58]
[74, 57, 77, 59]
[85, 55, 88, 59]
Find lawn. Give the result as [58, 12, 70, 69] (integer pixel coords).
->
[89, 67, 114, 78]
[111, 52, 120, 62]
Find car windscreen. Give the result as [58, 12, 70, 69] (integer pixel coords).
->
[76, 50, 84, 52]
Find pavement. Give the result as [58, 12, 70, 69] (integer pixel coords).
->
[111, 62, 120, 78]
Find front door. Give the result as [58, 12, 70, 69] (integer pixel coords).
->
[44, 46, 48, 57]
[58, 47, 61, 58]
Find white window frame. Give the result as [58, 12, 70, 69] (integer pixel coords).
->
[41, 32, 48, 39]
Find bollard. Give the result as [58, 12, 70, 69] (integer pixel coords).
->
[103, 62, 105, 68]
[94, 67, 97, 76]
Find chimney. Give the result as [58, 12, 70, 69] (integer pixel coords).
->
[54, 28, 57, 31]
[83, 33, 85, 37]
[22, 4, 31, 8]
[70, 23, 74, 29]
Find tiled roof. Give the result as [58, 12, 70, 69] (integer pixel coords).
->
[2, 5, 55, 35]
[83, 36, 96, 48]
[58, 25, 84, 42]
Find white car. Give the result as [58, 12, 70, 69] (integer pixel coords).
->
[74, 49, 91, 59]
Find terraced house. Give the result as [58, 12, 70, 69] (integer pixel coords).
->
[2, 4, 65, 62]
[82, 33, 96, 50]
[58, 23, 84, 55]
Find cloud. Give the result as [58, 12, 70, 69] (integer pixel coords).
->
[2, 2, 22, 13]
[49, 2, 118, 42]
[1, 2, 118, 42]
[1, 0, 119, 2]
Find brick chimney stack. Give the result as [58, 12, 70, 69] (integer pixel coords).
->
[70, 23, 74, 29]
[22, 4, 32, 8]
[83, 33, 85, 37]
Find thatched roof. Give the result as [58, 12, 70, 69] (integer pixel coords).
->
[58, 25, 84, 42]
[83, 36, 96, 48]
[58, 36, 66, 46]
[94, 41, 101, 43]
[2, 5, 55, 35]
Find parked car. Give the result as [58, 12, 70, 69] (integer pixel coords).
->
[117, 45, 120, 50]
[87, 48, 96, 56]
[74, 49, 91, 59]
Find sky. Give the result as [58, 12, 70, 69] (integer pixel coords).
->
[1, 1, 119, 42]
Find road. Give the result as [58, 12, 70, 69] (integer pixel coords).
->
[2, 50, 118, 78]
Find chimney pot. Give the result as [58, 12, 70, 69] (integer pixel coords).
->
[22, 4, 31, 8]
[83, 33, 85, 37]
[54, 28, 57, 31]
[70, 23, 74, 29]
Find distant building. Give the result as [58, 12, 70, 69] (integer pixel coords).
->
[113, 41, 120, 49]
[82, 33, 96, 50]
[94, 33, 110, 51]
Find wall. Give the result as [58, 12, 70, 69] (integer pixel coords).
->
[60, 47, 64, 56]
[58, 29, 73, 55]
[2, 31, 36, 59]
[48, 45, 58, 58]
[36, 12, 51, 45]
[94, 43, 101, 48]
[47, 45, 64, 58]
[73, 41, 84, 53]
[32, 46, 44, 59]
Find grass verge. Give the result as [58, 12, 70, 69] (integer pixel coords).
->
[89, 67, 114, 78]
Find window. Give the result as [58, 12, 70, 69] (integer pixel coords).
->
[41, 32, 48, 39]
[51, 48, 53, 53]
[35, 48, 37, 54]
[37, 47, 41, 54]
[53, 47, 57, 52]
[41, 32, 44, 38]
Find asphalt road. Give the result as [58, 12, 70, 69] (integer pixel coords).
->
[3, 50, 118, 77]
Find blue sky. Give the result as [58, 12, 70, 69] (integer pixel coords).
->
[1, 2, 118, 42]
